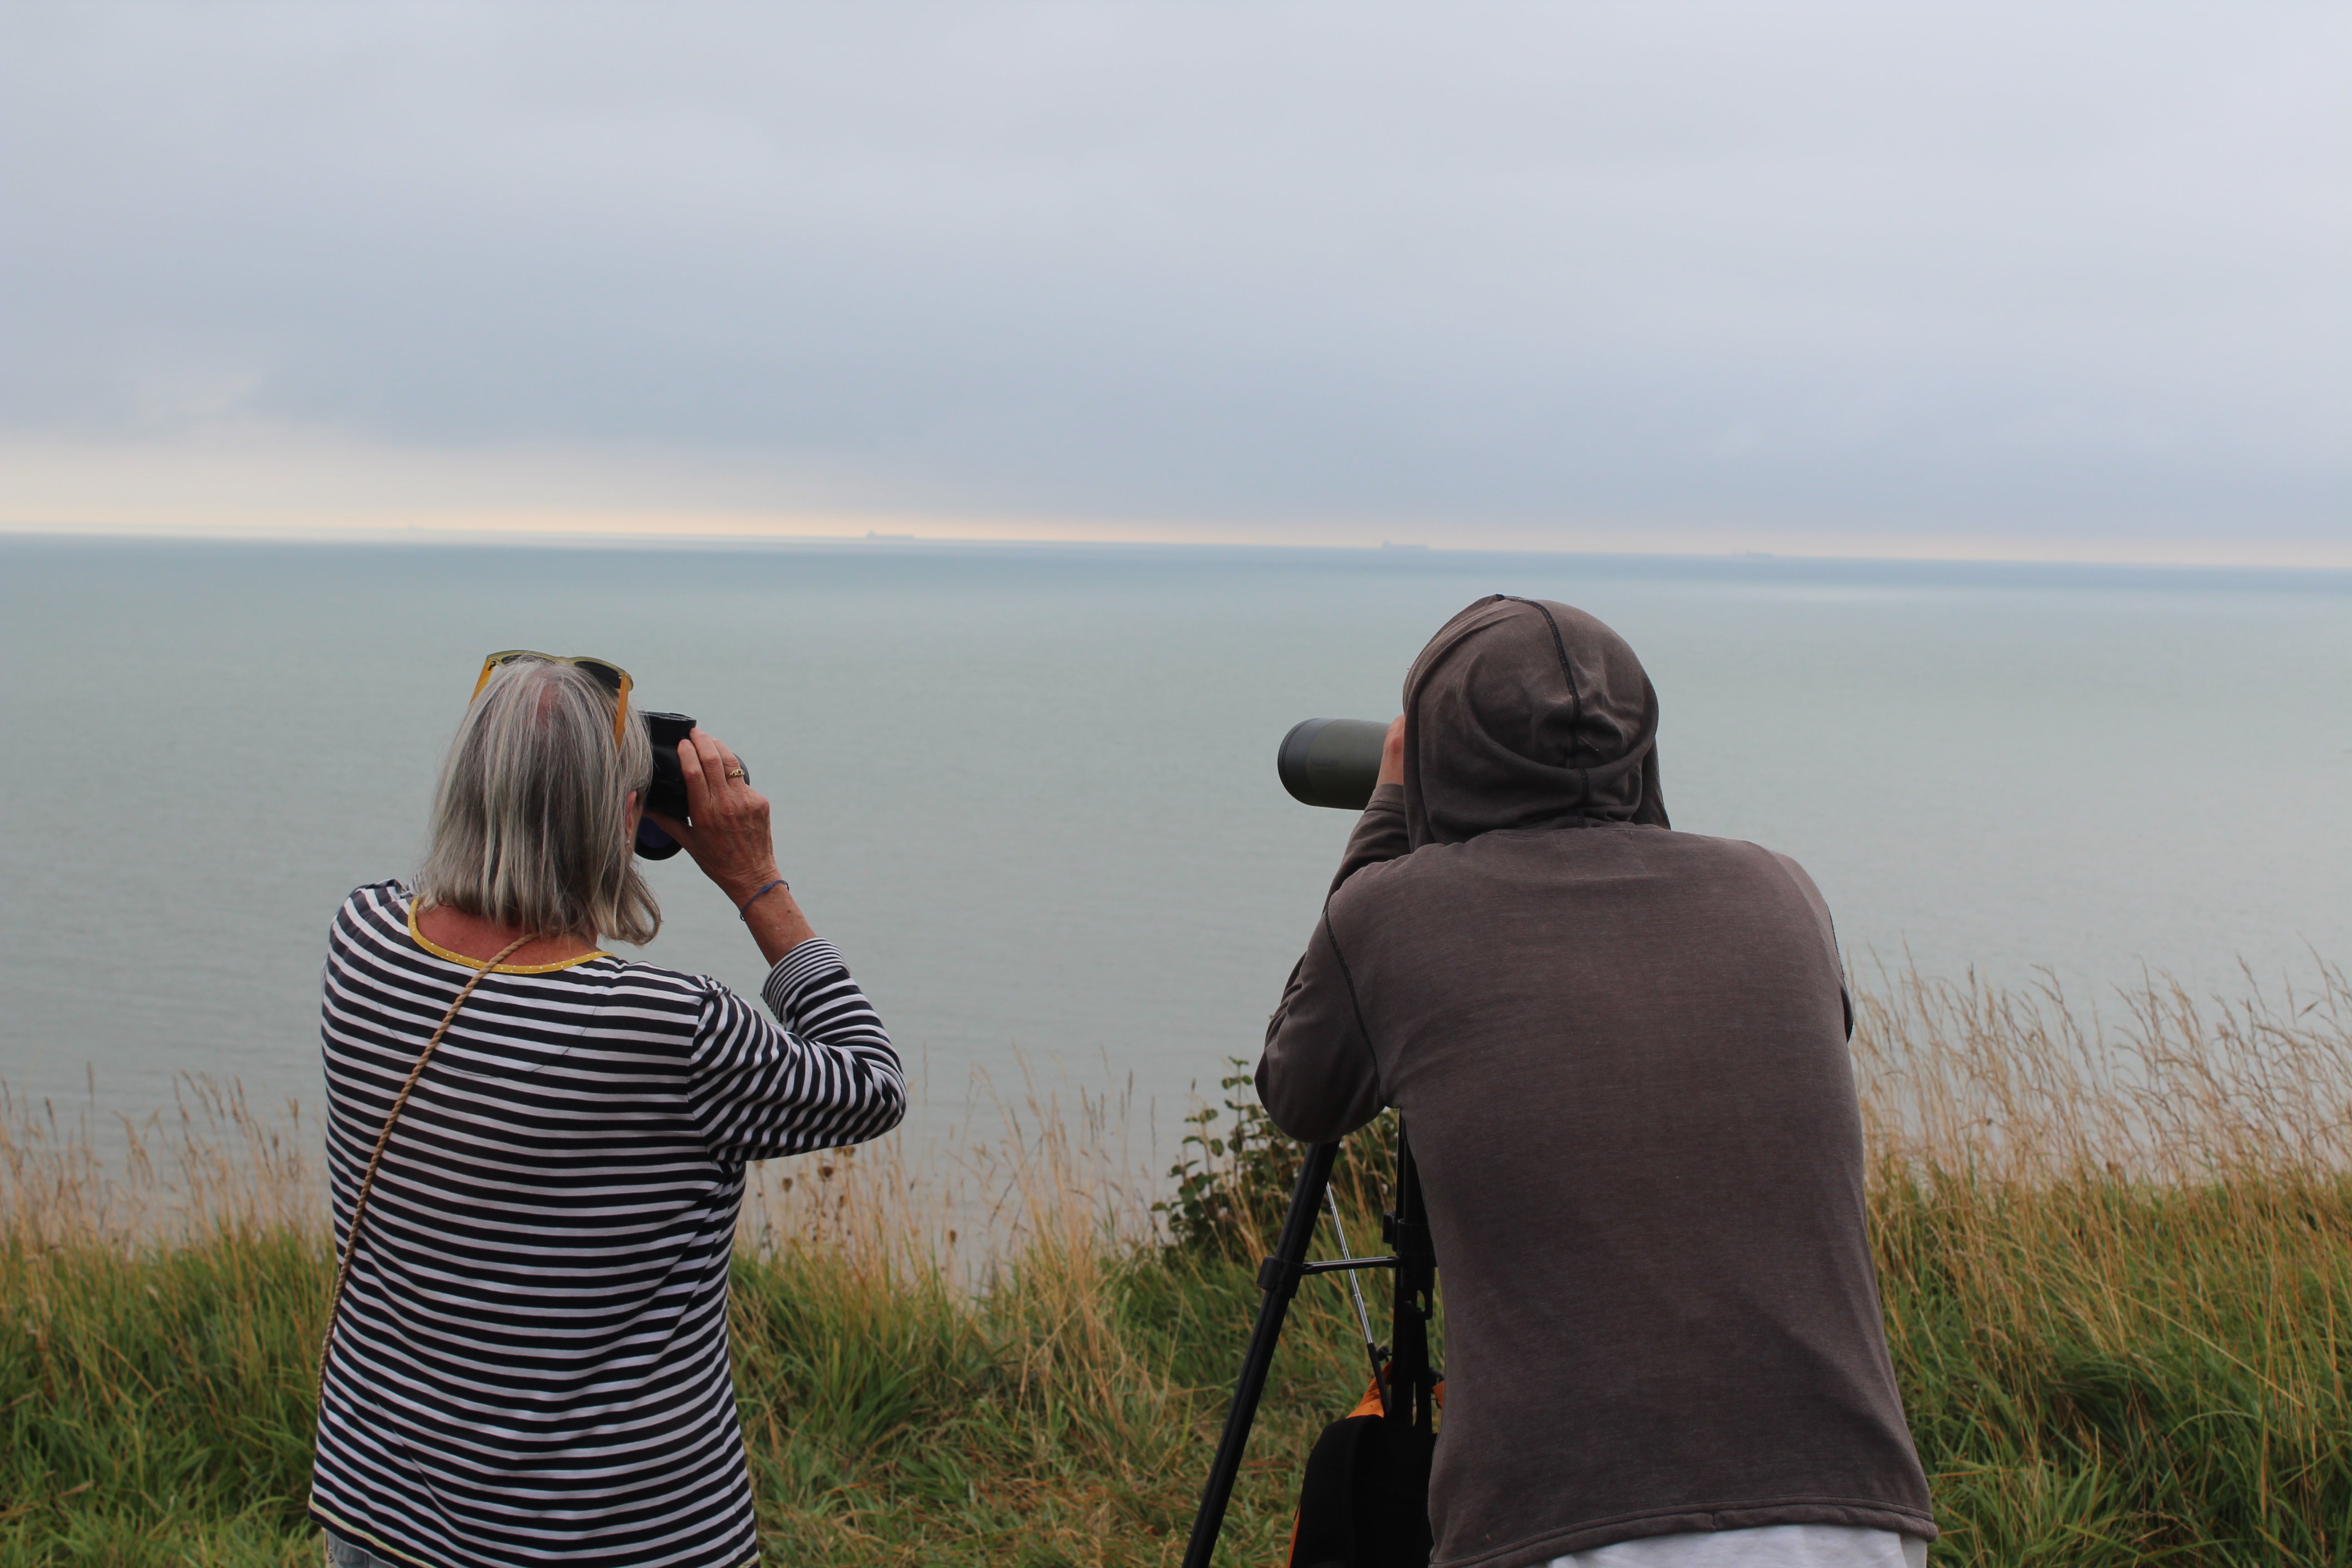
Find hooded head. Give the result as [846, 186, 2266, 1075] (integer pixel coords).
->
[1401, 595, 1670, 848]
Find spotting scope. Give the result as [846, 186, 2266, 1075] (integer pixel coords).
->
[1276, 718, 1389, 811]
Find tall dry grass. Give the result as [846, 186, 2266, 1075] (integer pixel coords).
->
[1855, 961, 2352, 1563]
[0, 1077, 323, 1248]
[4, 963, 2351, 1564]
[1855, 960, 2352, 1181]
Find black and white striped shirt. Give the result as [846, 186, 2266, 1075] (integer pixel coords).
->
[311, 882, 906, 1568]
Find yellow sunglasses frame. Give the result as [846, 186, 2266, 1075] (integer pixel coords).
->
[470, 651, 635, 745]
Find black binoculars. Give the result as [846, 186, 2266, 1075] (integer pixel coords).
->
[634, 711, 700, 860]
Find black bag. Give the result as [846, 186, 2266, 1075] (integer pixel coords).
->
[1287, 1392, 1436, 1568]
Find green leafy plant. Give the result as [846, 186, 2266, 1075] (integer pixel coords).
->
[1155, 1059, 1398, 1254]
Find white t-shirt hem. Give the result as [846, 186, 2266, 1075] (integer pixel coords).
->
[1546, 1523, 1928, 1568]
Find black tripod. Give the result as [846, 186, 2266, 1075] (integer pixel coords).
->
[1180, 1127, 1439, 1568]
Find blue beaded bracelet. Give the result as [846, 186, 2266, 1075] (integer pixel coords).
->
[738, 878, 789, 920]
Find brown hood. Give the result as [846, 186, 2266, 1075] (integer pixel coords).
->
[1401, 595, 1669, 847]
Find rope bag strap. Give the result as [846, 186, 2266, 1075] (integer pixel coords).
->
[316, 928, 535, 1406]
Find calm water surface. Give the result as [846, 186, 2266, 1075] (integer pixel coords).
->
[2, 537, 2346, 1149]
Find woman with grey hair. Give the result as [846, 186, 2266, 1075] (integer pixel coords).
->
[309, 652, 906, 1568]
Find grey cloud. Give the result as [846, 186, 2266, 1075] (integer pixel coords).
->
[2, 0, 2345, 538]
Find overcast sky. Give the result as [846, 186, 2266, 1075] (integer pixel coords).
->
[3, 1, 2345, 560]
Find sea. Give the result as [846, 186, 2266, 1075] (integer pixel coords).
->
[2, 534, 2347, 1158]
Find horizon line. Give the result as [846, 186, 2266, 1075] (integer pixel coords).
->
[4, 517, 2348, 577]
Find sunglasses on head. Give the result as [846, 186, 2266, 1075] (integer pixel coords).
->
[470, 651, 634, 745]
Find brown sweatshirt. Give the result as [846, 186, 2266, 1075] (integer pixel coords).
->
[1257, 596, 1934, 1568]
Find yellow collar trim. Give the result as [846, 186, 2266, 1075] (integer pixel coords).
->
[407, 900, 610, 974]
[308, 1503, 441, 1568]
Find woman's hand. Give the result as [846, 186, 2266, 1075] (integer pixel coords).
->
[1377, 715, 1407, 788]
[643, 727, 814, 964]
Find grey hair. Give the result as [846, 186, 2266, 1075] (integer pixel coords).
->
[415, 657, 662, 946]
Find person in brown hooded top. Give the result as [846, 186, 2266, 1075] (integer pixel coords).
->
[1258, 596, 1936, 1568]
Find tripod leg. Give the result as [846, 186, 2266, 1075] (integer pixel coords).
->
[1179, 1141, 1339, 1568]
[1386, 1127, 1438, 1435]
[1372, 1125, 1440, 1567]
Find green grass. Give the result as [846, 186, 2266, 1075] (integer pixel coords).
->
[0, 1216, 1385, 1567]
[1877, 1170, 2352, 1564]
[9, 1174, 2352, 1566]
[7, 965, 2352, 1564]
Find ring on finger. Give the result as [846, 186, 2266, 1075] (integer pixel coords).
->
[725, 766, 749, 782]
